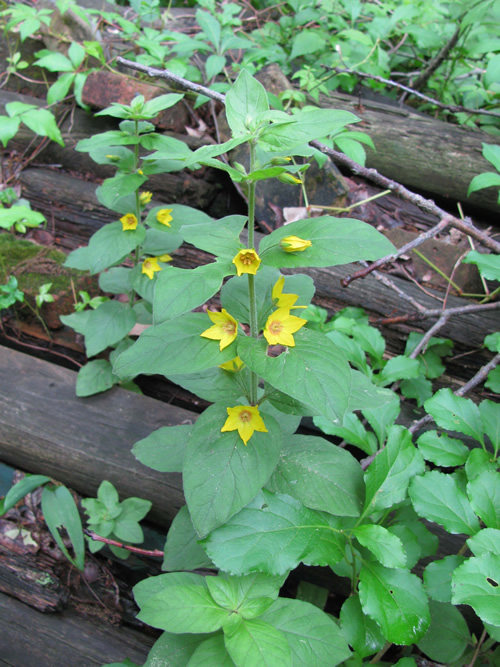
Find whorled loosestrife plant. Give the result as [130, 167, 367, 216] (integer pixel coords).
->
[60, 70, 500, 666]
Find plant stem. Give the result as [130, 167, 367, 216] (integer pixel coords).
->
[468, 627, 487, 667]
[247, 140, 259, 405]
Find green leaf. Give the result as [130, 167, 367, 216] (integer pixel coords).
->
[358, 562, 430, 645]
[480, 399, 500, 454]
[118, 496, 151, 523]
[169, 366, 245, 404]
[181, 215, 247, 258]
[196, 9, 221, 50]
[467, 470, 500, 529]
[64, 246, 90, 270]
[400, 376, 433, 407]
[1, 474, 50, 515]
[339, 595, 385, 659]
[201, 490, 345, 576]
[424, 555, 466, 603]
[33, 51, 73, 72]
[467, 172, 500, 197]
[467, 528, 500, 557]
[417, 600, 469, 664]
[409, 470, 480, 535]
[0, 205, 45, 229]
[485, 366, 500, 393]
[113, 312, 238, 378]
[224, 618, 290, 667]
[153, 263, 229, 324]
[424, 388, 484, 446]
[353, 524, 406, 568]
[41, 485, 85, 570]
[133, 424, 191, 473]
[205, 54, 226, 80]
[417, 430, 469, 467]
[20, 108, 64, 146]
[134, 571, 203, 608]
[47, 72, 76, 105]
[483, 142, 500, 172]
[188, 635, 235, 666]
[76, 359, 116, 397]
[86, 221, 146, 274]
[313, 412, 377, 456]
[183, 404, 282, 537]
[463, 250, 500, 281]
[97, 173, 147, 210]
[206, 573, 282, 620]
[267, 434, 364, 516]
[138, 582, 230, 633]
[259, 217, 395, 269]
[378, 356, 420, 386]
[361, 393, 400, 447]
[143, 93, 184, 117]
[99, 267, 134, 295]
[0, 115, 20, 147]
[225, 69, 269, 137]
[60, 301, 136, 357]
[452, 553, 500, 626]
[163, 506, 213, 571]
[143, 632, 208, 667]
[351, 324, 385, 366]
[290, 29, 326, 59]
[363, 425, 425, 514]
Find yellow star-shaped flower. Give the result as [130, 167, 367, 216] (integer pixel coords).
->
[232, 248, 261, 276]
[219, 356, 244, 372]
[280, 235, 312, 253]
[157, 208, 173, 227]
[221, 405, 268, 445]
[141, 254, 172, 280]
[272, 276, 306, 310]
[139, 191, 153, 205]
[263, 308, 306, 347]
[120, 213, 138, 231]
[200, 309, 238, 350]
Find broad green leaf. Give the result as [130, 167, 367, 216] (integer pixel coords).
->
[169, 367, 246, 404]
[339, 595, 385, 659]
[466, 448, 498, 480]
[188, 635, 235, 666]
[0, 115, 20, 147]
[97, 173, 147, 210]
[378, 356, 420, 386]
[225, 69, 269, 137]
[325, 330, 370, 374]
[267, 434, 364, 516]
[259, 217, 395, 269]
[479, 399, 500, 454]
[0, 205, 45, 228]
[409, 471, 480, 535]
[183, 403, 282, 537]
[143, 93, 184, 117]
[201, 490, 345, 576]
[143, 632, 208, 667]
[290, 29, 326, 59]
[41, 485, 85, 571]
[145, 204, 212, 230]
[205, 573, 283, 619]
[133, 424, 191, 473]
[353, 524, 406, 568]
[400, 376, 433, 407]
[417, 600, 469, 664]
[99, 267, 134, 294]
[351, 324, 385, 366]
[118, 496, 151, 523]
[163, 505, 213, 571]
[153, 263, 229, 324]
[134, 571, 204, 609]
[76, 359, 116, 397]
[485, 366, 500, 393]
[467, 470, 500, 529]
[361, 393, 400, 447]
[467, 172, 500, 199]
[416, 430, 469, 467]
[64, 246, 90, 270]
[463, 250, 500, 281]
[181, 215, 247, 258]
[363, 425, 425, 514]
[452, 553, 500, 626]
[261, 597, 351, 666]
[424, 389, 484, 446]
[47, 72, 76, 105]
[20, 108, 64, 146]
[60, 301, 136, 357]
[138, 583, 230, 633]
[313, 412, 378, 456]
[205, 54, 226, 80]
[224, 618, 290, 667]
[86, 221, 146, 274]
[359, 562, 430, 645]
[113, 312, 238, 378]
[33, 51, 73, 72]
[1, 474, 50, 515]
[467, 528, 500, 557]
[483, 142, 500, 172]
[424, 555, 466, 603]
[143, 227, 183, 256]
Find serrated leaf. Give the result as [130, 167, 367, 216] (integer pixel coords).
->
[313, 412, 377, 456]
[267, 434, 364, 516]
[353, 524, 406, 568]
[359, 562, 430, 645]
[133, 424, 191, 473]
[259, 217, 395, 269]
[410, 470, 480, 535]
[183, 404, 282, 537]
[201, 490, 345, 576]
[163, 505, 213, 571]
[424, 388, 484, 446]
[423, 555, 466, 603]
[417, 600, 469, 663]
[339, 595, 385, 659]
[361, 393, 400, 447]
[467, 528, 500, 557]
[467, 470, 500, 529]
[416, 430, 469, 467]
[224, 618, 290, 667]
[452, 553, 500, 626]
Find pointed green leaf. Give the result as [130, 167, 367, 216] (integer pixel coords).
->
[378, 356, 420, 386]
[359, 562, 430, 645]
[267, 434, 364, 516]
[467, 470, 500, 529]
[225, 69, 269, 137]
[188, 635, 235, 666]
[205, 573, 283, 619]
[452, 553, 500, 626]
[144, 632, 208, 667]
[134, 571, 204, 609]
[353, 524, 406, 568]
[466, 448, 498, 480]
[259, 217, 395, 269]
[41, 485, 85, 571]
[97, 173, 147, 210]
[133, 424, 191, 473]
[417, 600, 469, 663]
[181, 215, 247, 258]
[479, 399, 500, 454]
[163, 505, 213, 572]
[224, 618, 290, 667]
[0, 115, 21, 147]
[201, 490, 345, 576]
[313, 412, 378, 456]
[410, 470, 480, 535]
[76, 359, 116, 396]
[423, 555, 466, 603]
[467, 528, 500, 557]
[417, 430, 469, 467]
[424, 388, 484, 445]
[169, 366, 246, 404]
[340, 595, 385, 659]
[86, 221, 146, 274]
[183, 404, 282, 537]
[1, 474, 50, 515]
[21, 108, 64, 146]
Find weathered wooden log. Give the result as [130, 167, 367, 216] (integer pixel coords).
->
[0, 590, 154, 666]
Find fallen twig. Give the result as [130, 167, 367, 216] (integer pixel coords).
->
[84, 529, 164, 557]
[377, 300, 500, 326]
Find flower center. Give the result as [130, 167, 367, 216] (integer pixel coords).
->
[240, 252, 256, 266]
[223, 322, 236, 335]
[239, 410, 252, 423]
[269, 320, 283, 335]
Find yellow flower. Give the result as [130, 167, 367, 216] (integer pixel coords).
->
[142, 257, 162, 280]
[277, 173, 303, 185]
[219, 356, 244, 372]
[221, 405, 268, 446]
[263, 308, 306, 347]
[232, 249, 261, 277]
[157, 208, 173, 227]
[139, 191, 153, 205]
[120, 213, 138, 231]
[280, 235, 312, 253]
[138, 169, 144, 175]
[200, 309, 238, 350]
[157, 253, 173, 263]
[272, 276, 306, 310]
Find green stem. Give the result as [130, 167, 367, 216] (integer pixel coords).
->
[247, 140, 259, 405]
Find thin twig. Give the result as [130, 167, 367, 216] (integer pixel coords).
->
[407, 25, 461, 94]
[360, 261, 426, 312]
[84, 529, 164, 557]
[330, 66, 500, 118]
[377, 300, 500, 326]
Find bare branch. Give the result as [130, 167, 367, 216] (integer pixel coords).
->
[377, 300, 500, 326]
[409, 25, 461, 93]
[84, 529, 164, 557]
